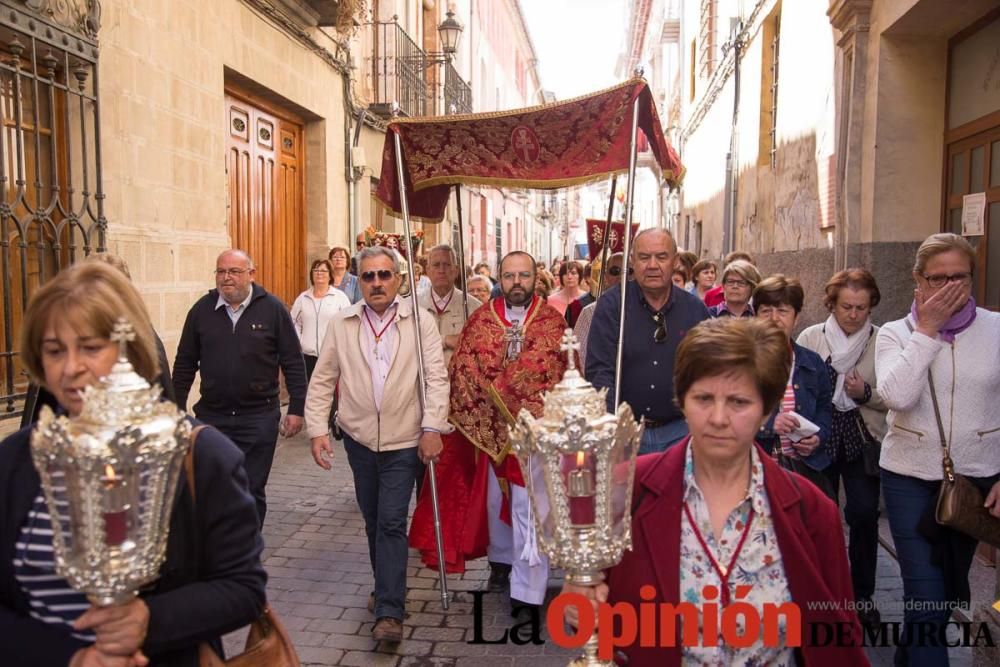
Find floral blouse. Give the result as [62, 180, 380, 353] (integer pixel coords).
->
[679, 445, 796, 666]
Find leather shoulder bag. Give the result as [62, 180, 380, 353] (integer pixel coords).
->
[926, 364, 1000, 548]
[185, 426, 301, 667]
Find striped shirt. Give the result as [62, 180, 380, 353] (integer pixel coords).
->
[13, 489, 94, 642]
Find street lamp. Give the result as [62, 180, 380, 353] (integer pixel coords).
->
[539, 207, 552, 264]
[419, 9, 464, 67]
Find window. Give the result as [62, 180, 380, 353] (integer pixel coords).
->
[689, 40, 697, 102]
[758, 5, 781, 168]
[698, 0, 718, 80]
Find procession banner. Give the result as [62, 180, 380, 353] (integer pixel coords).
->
[375, 78, 685, 222]
[585, 219, 639, 261]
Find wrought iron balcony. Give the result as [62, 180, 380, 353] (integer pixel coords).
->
[364, 19, 473, 119]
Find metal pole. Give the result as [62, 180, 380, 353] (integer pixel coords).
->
[392, 128, 450, 609]
[596, 175, 618, 297]
[455, 184, 470, 322]
[613, 95, 642, 410]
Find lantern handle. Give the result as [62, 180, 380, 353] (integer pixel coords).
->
[560, 328, 580, 374]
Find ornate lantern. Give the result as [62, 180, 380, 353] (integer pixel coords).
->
[509, 329, 642, 667]
[30, 319, 192, 606]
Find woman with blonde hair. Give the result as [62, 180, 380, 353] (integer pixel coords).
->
[709, 259, 761, 318]
[0, 262, 266, 666]
[876, 232, 1000, 666]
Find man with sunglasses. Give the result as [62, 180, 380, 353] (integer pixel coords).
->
[584, 229, 710, 455]
[173, 249, 308, 527]
[410, 250, 568, 617]
[305, 246, 449, 644]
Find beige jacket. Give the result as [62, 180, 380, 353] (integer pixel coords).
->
[417, 287, 481, 367]
[796, 321, 888, 442]
[304, 297, 450, 450]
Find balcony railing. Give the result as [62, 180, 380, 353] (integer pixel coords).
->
[366, 19, 428, 118]
[443, 61, 472, 114]
[364, 18, 473, 119]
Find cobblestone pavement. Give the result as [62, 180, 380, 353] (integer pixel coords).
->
[224, 431, 977, 666]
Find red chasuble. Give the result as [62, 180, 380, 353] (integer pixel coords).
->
[409, 295, 568, 572]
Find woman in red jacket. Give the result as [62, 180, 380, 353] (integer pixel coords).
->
[563, 318, 867, 666]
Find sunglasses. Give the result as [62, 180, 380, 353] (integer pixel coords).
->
[360, 269, 395, 283]
[652, 312, 666, 344]
[608, 266, 622, 276]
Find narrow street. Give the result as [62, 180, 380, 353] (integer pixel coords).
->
[225, 430, 977, 666]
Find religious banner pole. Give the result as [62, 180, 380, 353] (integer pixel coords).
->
[455, 184, 470, 323]
[392, 123, 450, 609]
[596, 175, 618, 297]
[613, 69, 644, 410]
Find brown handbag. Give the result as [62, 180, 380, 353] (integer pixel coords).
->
[926, 368, 1000, 549]
[184, 427, 302, 667]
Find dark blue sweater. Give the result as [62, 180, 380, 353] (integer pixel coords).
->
[585, 282, 710, 423]
[172, 284, 307, 417]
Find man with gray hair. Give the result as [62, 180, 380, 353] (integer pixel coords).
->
[173, 249, 307, 526]
[418, 244, 481, 367]
[306, 245, 449, 643]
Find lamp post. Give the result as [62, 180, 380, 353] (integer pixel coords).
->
[415, 9, 464, 68]
[539, 206, 552, 264]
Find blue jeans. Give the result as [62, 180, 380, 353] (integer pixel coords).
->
[197, 408, 280, 527]
[343, 435, 419, 621]
[882, 469, 979, 667]
[638, 418, 689, 455]
[824, 456, 880, 600]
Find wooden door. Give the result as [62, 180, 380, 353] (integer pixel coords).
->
[943, 123, 1000, 309]
[226, 92, 305, 306]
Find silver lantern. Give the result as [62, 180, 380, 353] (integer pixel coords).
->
[30, 318, 192, 606]
[509, 329, 642, 667]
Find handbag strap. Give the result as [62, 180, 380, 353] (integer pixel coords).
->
[904, 319, 954, 483]
[184, 424, 210, 506]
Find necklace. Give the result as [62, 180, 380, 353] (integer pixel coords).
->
[364, 306, 397, 343]
[682, 502, 755, 606]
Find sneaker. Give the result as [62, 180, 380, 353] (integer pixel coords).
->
[367, 592, 375, 613]
[372, 617, 403, 642]
[484, 561, 512, 592]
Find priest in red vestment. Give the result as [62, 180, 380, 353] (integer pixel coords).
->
[409, 250, 568, 611]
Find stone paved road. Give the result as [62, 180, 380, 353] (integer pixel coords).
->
[224, 431, 976, 666]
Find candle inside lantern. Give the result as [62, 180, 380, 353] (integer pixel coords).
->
[101, 464, 128, 547]
[566, 451, 596, 525]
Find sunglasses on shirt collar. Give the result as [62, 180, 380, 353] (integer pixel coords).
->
[360, 269, 396, 282]
[607, 266, 622, 276]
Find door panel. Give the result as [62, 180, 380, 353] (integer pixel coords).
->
[225, 93, 305, 306]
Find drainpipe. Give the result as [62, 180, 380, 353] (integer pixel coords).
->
[722, 21, 743, 256]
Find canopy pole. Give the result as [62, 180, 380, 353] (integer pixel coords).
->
[455, 184, 469, 322]
[392, 128, 450, 610]
[613, 90, 642, 410]
[596, 175, 618, 298]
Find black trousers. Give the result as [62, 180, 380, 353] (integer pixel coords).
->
[823, 456, 881, 600]
[196, 408, 280, 527]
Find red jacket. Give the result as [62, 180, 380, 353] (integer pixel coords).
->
[605, 438, 868, 666]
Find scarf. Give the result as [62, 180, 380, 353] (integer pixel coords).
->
[909, 297, 977, 343]
[823, 314, 871, 412]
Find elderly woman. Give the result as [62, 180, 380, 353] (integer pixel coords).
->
[0, 262, 266, 666]
[797, 268, 887, 630]
[466, 275, 492, 304]
[709, 259, 761, 318]
[328, 246, 362, 303]
[689, 259, 718, 302]
[564, 318, 864, 666]
[546, 261, 585, 317]
[876, 233, 1000, 666]
[754, 275, 835, 498]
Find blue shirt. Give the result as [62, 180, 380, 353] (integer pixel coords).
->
[584, 281, 710, 423]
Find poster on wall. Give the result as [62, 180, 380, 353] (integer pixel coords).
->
[961, 192, 986, 236]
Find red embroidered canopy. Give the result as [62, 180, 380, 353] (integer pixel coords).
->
[374, 78, 684, 223]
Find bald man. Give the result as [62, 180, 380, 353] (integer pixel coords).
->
[173, 249, 307, 526]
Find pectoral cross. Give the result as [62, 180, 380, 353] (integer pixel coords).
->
[110, 318, 136, 363]
[560, 328, 580, 373]
[503, 320, 525, 363]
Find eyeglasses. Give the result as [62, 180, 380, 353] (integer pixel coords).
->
[215, 268, 250, 277]
[607, 266, 622, 276]
[922, 272, 972, 288]
[724, 279, 749, 288]
[501, 271, 533, 281]
[652, 312, 666, 344]
[312, 268, 330, 273]
[360, 269, 396, 282]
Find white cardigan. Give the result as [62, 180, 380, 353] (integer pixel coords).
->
[290, 287, 352, 356]
[875, 309, 1000, 480]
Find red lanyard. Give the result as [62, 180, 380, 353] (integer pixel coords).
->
[433, 291, 453, 316]
[682, 501, 755, 606]
[364, 306, 397, 343]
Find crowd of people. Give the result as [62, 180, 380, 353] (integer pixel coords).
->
[1, 228, 998, 666]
